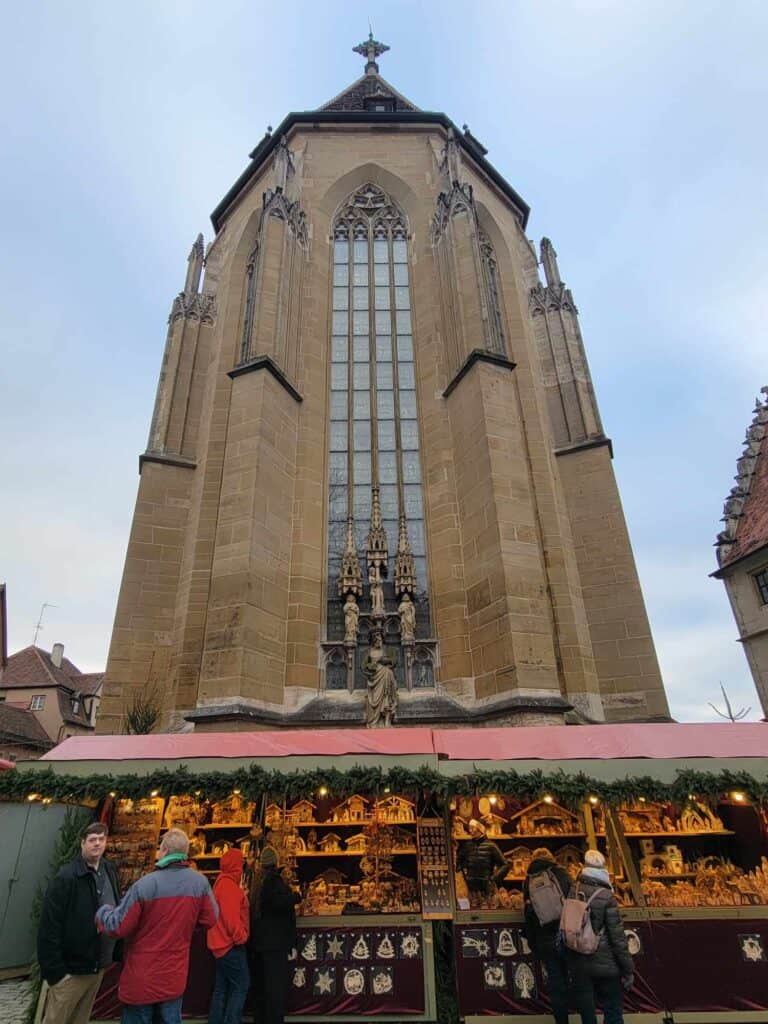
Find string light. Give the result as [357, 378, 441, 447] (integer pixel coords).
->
[109, 791, 116, 798]
[232, 789, 241, 795]
[318, 786, 328, 797]
[731, 791, 746, 803]
[589, 796, 599, 806]
[150, 790, 159, 798]
[488, 795, 498, 806]
[27, 793, 38, 802]
[543, 794, 554, 804]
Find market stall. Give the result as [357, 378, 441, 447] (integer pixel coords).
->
[3, 722, 768, 1023]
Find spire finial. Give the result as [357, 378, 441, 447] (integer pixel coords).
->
[353, 30, 390, 76]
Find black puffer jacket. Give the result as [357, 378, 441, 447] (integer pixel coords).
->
[456, 837, 508, 890]
[250, 868, 300, 952]
[37, 856, 121, 985]
[567, 873, 633, 979]
[523, 858, 572, 958]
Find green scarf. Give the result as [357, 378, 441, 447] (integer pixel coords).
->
[156, 852, 188, 869]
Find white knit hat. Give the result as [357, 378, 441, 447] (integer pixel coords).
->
[584, 849, 606, 868]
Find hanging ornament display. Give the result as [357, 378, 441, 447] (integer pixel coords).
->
[313, 967, 336, 996]
[375, 933, 396, 959]
[461, 929, 490, 958]
[325, 933, 346, 960]
[483, 961, 506, 990]
[400, 932, 421, 958]
[292, 966, 307, 988]
[495, 928, 517, 957]
[513, 962, 537, 999]
[351, 933, 371, 960]
[371, 966, 394, 995]
[343, 968, 366, 995]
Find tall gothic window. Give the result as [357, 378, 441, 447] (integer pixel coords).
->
[479, 229, 506, 355]
[239, 243, 259, 363]
[326, 185, 430, 682]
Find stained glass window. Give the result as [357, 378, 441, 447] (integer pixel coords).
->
[326, 185, 431, 656]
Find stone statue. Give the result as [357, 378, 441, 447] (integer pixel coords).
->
[363, 630, 398, 728]
[398, 593, 416, 642]
[369, 564, 385, 618]
[343, 594, 360, 644]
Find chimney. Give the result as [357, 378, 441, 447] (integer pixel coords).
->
[51, 643, 64, 668]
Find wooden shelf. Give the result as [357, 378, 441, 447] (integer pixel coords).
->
[161, 823, 252, 831]
[455, 832, 587, 840]
[623, 831, 734, 838]
[288, 820, 416, 828]
[295, 849, 417, 858]
[641, 872, 698, 880]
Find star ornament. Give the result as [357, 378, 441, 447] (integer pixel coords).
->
[316, 969, 334, 995]
[326, 934, 345, 959]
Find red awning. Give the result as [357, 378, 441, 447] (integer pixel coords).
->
[37, 722, 768, 765]
[433, 722, 768, 761]
[40, 727, 437, 762]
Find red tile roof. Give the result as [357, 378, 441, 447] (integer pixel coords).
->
[0, 704, 54, 749]
[1, 646, 92, 689]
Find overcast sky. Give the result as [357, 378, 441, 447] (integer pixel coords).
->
[1, 1, 766, 721]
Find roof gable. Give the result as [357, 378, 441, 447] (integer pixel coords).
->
[0, 704, 53, 747]
[321, 72, 419, 113]
[1, 645, 102, 690]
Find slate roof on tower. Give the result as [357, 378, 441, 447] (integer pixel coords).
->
[321, 72, 419, 112]
[715, 388, 768, 570]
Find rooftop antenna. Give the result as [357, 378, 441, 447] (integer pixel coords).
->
[32, 602, 58, 647]
[708, 682, 751, 723]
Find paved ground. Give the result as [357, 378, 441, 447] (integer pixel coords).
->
[0, 978, 34, 1024]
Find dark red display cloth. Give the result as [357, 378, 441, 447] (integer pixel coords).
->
[92, 925, 426, 1019]
[454, 919, 768, 1017]
[40, 721, 768, 765]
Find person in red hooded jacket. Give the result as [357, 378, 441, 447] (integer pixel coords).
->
[207, 849, 250, 1024]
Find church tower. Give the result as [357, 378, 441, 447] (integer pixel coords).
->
[98, 38, 669, 732]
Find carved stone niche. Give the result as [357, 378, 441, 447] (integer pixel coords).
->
[320, 638, 437, 693]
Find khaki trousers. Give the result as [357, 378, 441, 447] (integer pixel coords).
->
[42, 971, 105, 1024]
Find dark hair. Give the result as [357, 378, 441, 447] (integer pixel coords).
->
[81, 822, 108, 840]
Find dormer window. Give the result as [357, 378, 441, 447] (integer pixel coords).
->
[364, 96, 395, 113]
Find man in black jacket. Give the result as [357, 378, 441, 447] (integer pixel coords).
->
[38, 821, 121, 1024]
[456, 819, 508, 899]
[250, 847, 301, 1024]
[523, 848, 572, 1024]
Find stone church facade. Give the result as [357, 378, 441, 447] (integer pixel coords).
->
[97, 38, 669, 733]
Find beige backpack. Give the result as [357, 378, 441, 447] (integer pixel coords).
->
[559, 888, 603, 954]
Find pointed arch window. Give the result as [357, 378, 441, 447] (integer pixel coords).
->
[239, 243, 259, 363]
[326, 184, 430, 675]
[478, 229, 506, 356]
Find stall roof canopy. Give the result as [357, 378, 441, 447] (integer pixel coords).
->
[39, 722, 767, 764]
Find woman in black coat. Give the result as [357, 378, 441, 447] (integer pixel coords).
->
[249, 847, 301, 1024]
[567, 850, 634, 1024]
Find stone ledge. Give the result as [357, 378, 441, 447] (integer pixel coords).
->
[228, 354, 303, 403]
[442, 348, 516, 399]
[139, 452, 197, 473]
[554, 436, 613, 459]
[184, 692, 572, 729]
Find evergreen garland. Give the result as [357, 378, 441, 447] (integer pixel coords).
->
[1, 763, 765, 808]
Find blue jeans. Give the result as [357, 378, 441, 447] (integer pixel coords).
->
[208, 945, 250, 1024]
[121, 997, 183, 1024]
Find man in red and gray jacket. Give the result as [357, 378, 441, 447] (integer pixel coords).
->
[96, 827, 218, 1024]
